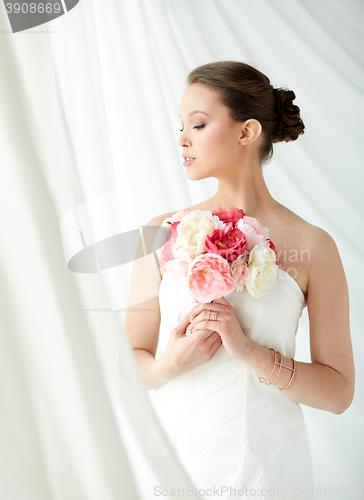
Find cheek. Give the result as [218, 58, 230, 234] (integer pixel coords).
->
[203, 129, 237, 161]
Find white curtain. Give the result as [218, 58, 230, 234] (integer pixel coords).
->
[0, 0, 363, 498]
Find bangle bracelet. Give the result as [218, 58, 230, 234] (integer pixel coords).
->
[278, 358, 296, 391]
[265, 350, 282, 385]
[258, 348, 296, 391]
[258, 348, 276, 384]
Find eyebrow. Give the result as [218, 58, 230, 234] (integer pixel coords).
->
[178, 110, 210, 119]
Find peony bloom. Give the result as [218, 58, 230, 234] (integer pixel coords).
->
[211, 204, 246, 226]
[165, 254, 191, 282]
[159, 206, 279, 301]
[267, 239, 278, 265]
[230, 253, 250, 292]
[187, 253, 235, 303]
[189, 210, 225, 230]
[173, 212, 217, 260]
[157, 221, 180, 270]
[161, 209, 189, 228]
[205, 222, 247, 262]
[244, 243, 278, 298]
[236, 216, 270, 252]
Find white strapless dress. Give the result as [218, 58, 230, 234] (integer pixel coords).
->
[150, 267, 315, 499]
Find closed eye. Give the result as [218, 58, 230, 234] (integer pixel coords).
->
[179, 124, 205, 132]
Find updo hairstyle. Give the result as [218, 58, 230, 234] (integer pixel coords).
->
[187, 61, 304, 164]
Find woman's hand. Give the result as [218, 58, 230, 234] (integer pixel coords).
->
[188, 297, 250, 360]
[160, 309, 223, 378]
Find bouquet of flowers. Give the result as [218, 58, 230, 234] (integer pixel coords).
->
[157, 204, 279, 303]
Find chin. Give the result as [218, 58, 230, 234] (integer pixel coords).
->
[187, 171, 210, 181]
[186, 166, 214, 181]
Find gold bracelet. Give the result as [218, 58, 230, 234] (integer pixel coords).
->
[258, 348, 276, 384]
[258, 349, 296, 390]
[265, 350, 282, 385]
[278, 358, 296, 391]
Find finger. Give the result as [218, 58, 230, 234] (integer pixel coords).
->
[210, 337, 223, 356]
[175, 312, 195, 334]
[210, 334, 222, 348]
[191, 320, 221, 333]
[190, 310, 222, 330]
[193, 329, 219, 341]
[207, 331, 221, 344]
[211, 297, 231, 309]
[189, 304, 203, 322]
[189, 303, 223, 322]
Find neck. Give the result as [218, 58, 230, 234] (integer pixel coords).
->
[209, 159, 277, 219]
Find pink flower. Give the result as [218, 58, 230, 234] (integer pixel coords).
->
[165, 256, 191, 281]
[158, 221, 180, 270]
[211, 204, 246, 226]
[267, 239, 278, 265]
[230, 254, 250, 292]
[205, 222, 247, 262]
[236, 216, 270, 252]
[187, 253, 235, 303]
[243, 216, 270, 238]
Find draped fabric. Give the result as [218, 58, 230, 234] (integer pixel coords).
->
[0, 0, 363, 498]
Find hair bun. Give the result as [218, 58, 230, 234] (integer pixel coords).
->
[273, 88, 304, 143]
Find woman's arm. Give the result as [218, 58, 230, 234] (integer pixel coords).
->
[122, 213, 175, 390]
[240, 227, 355, 414]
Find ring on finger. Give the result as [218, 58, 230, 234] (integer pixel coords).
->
[208, 310, 217, 321]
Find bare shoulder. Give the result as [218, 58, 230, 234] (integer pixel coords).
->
[279, 207, 342, 267]
[242, 202, 344, 302]
[303, 224, 346, 286]
[302, 224, 340, 252]
[279, 209, 346, 302]
[145, 210, 176, 227]
[303, 224, 344, 284]
[267, 204, 330, 247]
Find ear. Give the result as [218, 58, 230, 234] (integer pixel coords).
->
[238, 119, 262, 145]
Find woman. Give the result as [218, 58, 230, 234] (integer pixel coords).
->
[124, 61, 355, 499]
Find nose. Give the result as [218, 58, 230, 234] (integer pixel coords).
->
[178, 131, 191, 148]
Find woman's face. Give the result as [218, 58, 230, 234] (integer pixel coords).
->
[178, 83, 256, 180]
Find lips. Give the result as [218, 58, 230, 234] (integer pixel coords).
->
[183, 157, 196, 167]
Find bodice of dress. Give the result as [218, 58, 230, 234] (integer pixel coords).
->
[156, 267, 306, 363]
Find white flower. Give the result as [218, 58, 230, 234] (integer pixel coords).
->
[161, 209, 190, 228]
[173, 212, 217, 260]
[244, 243, 278, 298]
[189, 210, 225, 229]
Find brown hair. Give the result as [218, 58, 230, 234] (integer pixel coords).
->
[187, 61, 305, 164]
